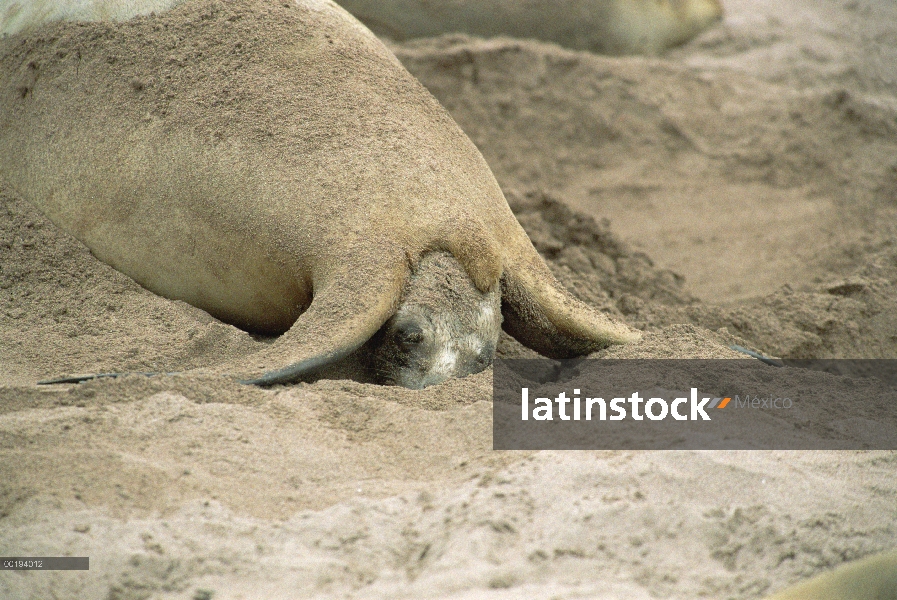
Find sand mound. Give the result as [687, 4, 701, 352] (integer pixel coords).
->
[0, 186, 260, 387]
[2, 0, 896, 598]
[392, 27, 897, 301]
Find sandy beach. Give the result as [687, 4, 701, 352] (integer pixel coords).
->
[1, 0, 895, 598]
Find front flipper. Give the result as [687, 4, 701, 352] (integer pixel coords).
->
[501, 237, 639, 358]
[237, 252, 409, 386]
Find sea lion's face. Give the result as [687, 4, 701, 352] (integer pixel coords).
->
[362, 252, 502, 389]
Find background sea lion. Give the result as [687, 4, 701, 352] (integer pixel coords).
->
[764, 550, 897, 600]
[0, 0, 638, 388]
[337, 0, 725, 56]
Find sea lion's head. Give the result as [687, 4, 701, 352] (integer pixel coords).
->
[357, 251, 501, 389]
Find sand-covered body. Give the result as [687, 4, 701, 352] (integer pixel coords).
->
[1, 0, 493, 336]
[0, 0, 635, 386]
[338, 0, 723, 55]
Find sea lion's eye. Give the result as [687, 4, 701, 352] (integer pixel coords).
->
[395, 323, 424, 347]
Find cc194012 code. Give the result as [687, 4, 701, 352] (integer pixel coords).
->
[3, 560, 43, 569]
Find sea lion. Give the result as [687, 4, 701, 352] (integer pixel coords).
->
[337, 0, 724, 56]
[0, 0, 638, 388]
[763, 550, 897, 600]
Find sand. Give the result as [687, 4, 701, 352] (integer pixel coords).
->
[1, 0, 896, 598]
